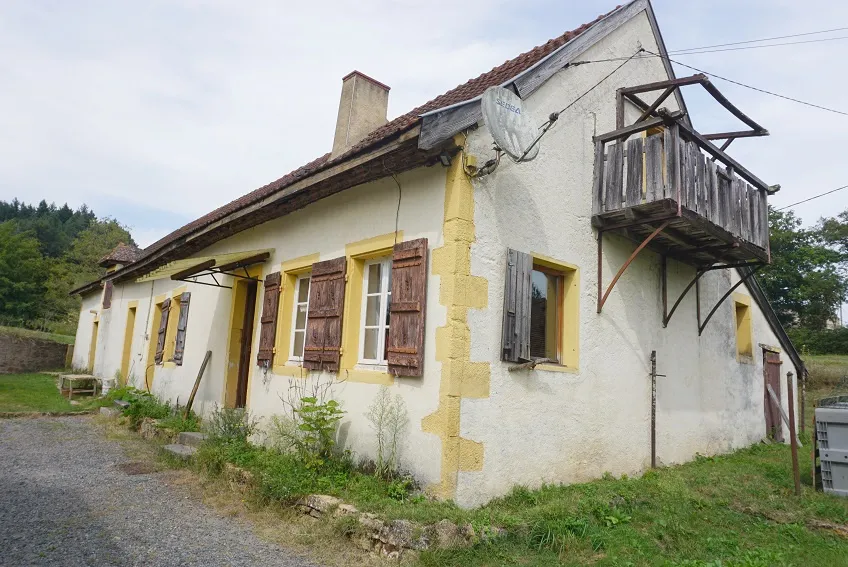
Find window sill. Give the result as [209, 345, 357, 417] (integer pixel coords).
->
[342, 366, 394, 385]
[534, 363, 578, 374]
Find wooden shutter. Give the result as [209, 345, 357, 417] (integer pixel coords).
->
[502, 249, 532, 362]
[103, 280, 113, 309]
[257, 271, 282, 366]
[173, 292, 191, 366]
[387, 238, 428, 376]
[303, 257, 346, 372]
[154, 297, 171, 364]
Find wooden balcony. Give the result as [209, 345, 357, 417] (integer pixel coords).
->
[591, 116, 770, 266]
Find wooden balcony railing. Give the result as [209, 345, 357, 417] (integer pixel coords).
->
[591, 115, 770, 264]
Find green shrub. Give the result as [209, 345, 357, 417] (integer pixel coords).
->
[528, 516, 589, 554]
[203, 405, 258, 444]
[118, 389, 171, 429]
[158, 411, 200, 433]
[295, 397, 345, 466]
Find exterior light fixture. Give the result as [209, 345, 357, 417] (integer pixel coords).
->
[438, 151, 452, 167]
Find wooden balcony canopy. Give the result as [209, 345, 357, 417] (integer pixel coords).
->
[593, 75, 773, 320]
[591, 75, 773, 268]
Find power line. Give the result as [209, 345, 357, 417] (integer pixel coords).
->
[776, 185, 848, 211]
[640, 49, 848, 117]
[669, 35, 848, 55]
[669, 26, 848, 53]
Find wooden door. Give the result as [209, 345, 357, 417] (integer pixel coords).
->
[235, 281, 258, 408]
[763, 349, 783, 442]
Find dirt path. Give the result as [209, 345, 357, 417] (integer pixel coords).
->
[0, 416, 318, 567]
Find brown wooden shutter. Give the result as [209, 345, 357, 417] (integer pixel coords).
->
[257, 271, 282, 366]
[103, 280, 113, 309]
[154, 297, 171, 364]
[303, 257, 346, 372]
[173, 292, 191, 366]
[502, 249, 532, 362]
[387, 238, 428, 376]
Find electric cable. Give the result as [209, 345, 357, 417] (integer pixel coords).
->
[670, 31, 848, 54]
[775, 184, 848, 211]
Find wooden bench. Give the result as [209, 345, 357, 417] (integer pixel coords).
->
[58, 374, 101, 400]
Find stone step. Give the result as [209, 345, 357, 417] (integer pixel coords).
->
[99, 406, 120, 417]
[114, 399, 130, 410]
[177, 431, 207, 447]
[163, 444, 197, 459]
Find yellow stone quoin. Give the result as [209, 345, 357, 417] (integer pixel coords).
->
[422, 147, 490, 500]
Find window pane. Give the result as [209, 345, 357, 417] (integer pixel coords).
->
[295, 304, 307, 330]
[367, 263, 382, 294]
[298, 277, 310, 303]
[363, 328, 379, 360]
[366, 296, 381, 326]
[293, 331, 305, 358]
[530, 269, 560, 361]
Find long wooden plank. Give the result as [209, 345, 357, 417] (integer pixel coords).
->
[695, 146, 707, 216]
[706, 160, 718, 224]
[645, 134, 663, 203]
[759, 189, 769, 248]
[515, 0, 648, 97]
[594, 115, 668, 144]
[605, 142, 624, 212]
[419, 104, 482, 151]
[740, 181, 750, 242]
[626, 138, 643, 207]
[748, 185, 759, 248]
[592, 141, 605, 215]
[676, 120, 769, 192]
[681, 141, 693, 210]
[719, 172, 731, 232]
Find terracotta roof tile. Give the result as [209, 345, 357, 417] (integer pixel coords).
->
[99, 243, 141, 266]
[139, 6, 619, 262]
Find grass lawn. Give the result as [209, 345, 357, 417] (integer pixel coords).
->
[0, 373, 100, 413]
[0, 325, 75, 345]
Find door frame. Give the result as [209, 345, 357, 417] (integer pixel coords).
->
[224, 266, 263, 408]
[762, 346, 784, 442]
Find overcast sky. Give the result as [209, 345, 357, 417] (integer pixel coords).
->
[1, 0, 847, 248]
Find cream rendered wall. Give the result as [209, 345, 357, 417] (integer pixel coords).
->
[458, 10, 796, 507]
[78, 166, 448, 488]
[72, 292, 101, 370]
[196, 166, 447, 486]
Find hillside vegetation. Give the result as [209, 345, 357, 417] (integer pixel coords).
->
[0, 199, 134, 335]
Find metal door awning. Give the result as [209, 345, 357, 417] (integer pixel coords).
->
[136, 249, 273, 288]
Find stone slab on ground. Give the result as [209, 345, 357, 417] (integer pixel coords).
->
[100, 407, 119, 417]
[0, 416, 315, 566]
[114, 399, 130, 409]
[177, 431, 207, 447]
[164, 444, 197, 459]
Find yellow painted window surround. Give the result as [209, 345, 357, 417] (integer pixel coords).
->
[272, 233, 402, 385]
[152, 286, 186, 368]
[733, 293, 753, 360]
[273, 253, 320, 375]
[530, 253, 579, 373]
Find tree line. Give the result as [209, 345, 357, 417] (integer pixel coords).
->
[0, 199, 134, 335]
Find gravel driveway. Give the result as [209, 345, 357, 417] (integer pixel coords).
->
[0, 416, 318, 567]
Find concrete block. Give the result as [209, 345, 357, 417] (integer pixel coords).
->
[163, 444, 197, 459]
[177, 431, 207, 447]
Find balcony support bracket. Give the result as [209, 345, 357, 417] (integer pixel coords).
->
[660, 260, 764, 331]
[597, 221, 670, 314]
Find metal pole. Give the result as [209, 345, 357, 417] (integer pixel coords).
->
[787, 371, 801, 496]
[651, 350, 657, 468]
[801, 369, 807, 434]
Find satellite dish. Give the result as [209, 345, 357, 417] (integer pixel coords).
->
[481, 86, 540, 162]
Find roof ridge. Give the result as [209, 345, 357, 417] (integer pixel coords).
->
[137, 5, 620, 263]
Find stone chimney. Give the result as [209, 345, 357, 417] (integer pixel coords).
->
[331, 71, 390, 158]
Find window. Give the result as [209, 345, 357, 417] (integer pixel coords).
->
[502, 250, 578, 371]
[734, 298, 753, 358]
[359, 257, 392, 364]
[530, 266, 563, 362]
[289, 274, 311, 360]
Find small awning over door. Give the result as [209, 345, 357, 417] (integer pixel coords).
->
[136, 249, 273, 284]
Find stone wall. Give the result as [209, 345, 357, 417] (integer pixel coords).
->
[0, 334, 72, 374]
